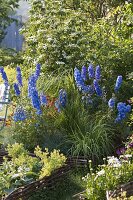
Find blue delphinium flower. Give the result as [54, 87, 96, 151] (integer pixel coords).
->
[55, 89, 67, 112]
[13, 107, 27, 122]
[95, 65, 101, 80]
[16, 66, 23, 87]
[88, 64, 94, 79]
[74, 67, 85, 90]
[28, 74, 37, 98]
[35, 63, 41, 79]
[40, 93, 47, 106]
[81, 66, 87, 81]
[59, 89, 67, 107]
[31, 89, 42, 115]
[108, 98, 115, 109]
[14, 83, 21, 96]
[93, 79, 102, 96]
[115, 102, 131, 122]
[0, 67, 9, 87]
[114, 75, 122, 92]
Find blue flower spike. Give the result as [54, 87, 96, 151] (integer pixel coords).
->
[95, 65, 101, 80]
[115, 75, 122, 92]
[16, 66, 23, 87]
[88, 63, 94, 79]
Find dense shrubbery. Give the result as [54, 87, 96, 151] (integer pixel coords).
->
[23, 0, 133, 82]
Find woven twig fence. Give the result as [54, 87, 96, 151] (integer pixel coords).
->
[0, 150, 88, 200]
[106, 181, 133, 199]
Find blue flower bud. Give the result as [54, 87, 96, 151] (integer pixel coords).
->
[88, 64, 94, 79]
[108, 98, 115, 109]
[93, 79, 102, 96]
[81, 66, 87, 81]
[16, 66, 23, 87]
[115, 76, 122, 92]
[95, 65, 101, 80]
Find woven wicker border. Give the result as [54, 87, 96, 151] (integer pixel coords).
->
[0, 150, 88, 200]
[106, 181, 133, 200]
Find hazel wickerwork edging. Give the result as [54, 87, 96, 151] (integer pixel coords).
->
[0, 149, 88, 200]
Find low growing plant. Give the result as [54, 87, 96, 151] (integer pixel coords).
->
[0, 143, 66, 198]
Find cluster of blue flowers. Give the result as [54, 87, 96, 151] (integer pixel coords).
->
[0, 67, 9, 87]
[115, 102, 131, 122]
[74, 64, 102, 97]
[28, 64, 42, 115]
[55, 89, 67, 112]
[13, 107, 27, 122]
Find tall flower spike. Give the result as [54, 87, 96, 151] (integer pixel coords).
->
[81, 66, 87, 81]
[114, 76, 122, 92]
[93, 79, 102, 96]
[14, 83, 21, 96]
[95, 65, 101, 80]
[74, 67, 85, 90]
[0, 67, 9, 87]
[31, 89, 42, 115]
[28, 74, 36, 98]
[16, 66, 23, 87]
[88, 64, 94, 79]
[59, 89, 67, 108]
[35, 63, 41, 80]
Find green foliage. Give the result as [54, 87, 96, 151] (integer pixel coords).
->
[0, 143, 66, 198]
[83, 153, 133, 200]
[23, 0, 133, 85]
[0, 48, 23, 66]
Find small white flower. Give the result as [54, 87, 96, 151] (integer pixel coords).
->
[108, 156, 121, 168]
[97, 169, 105, 176]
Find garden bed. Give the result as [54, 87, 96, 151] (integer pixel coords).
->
[0, 150, 88, 200]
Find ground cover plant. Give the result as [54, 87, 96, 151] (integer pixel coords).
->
[0, 143, 66, 198]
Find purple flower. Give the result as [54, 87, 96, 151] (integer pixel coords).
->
[115, 76, 122, 92]
[88, 64, 94, 79]
[14, 83, 21, 96]
[0, 67, 9, 87]
[108, 98, 115, 109]
[93, 79, 102, 96]
[16, 66, 23, 87]
[81, 66, 87, 81]
[95, 65, 101, 80]
[116, 147, 126, 155]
